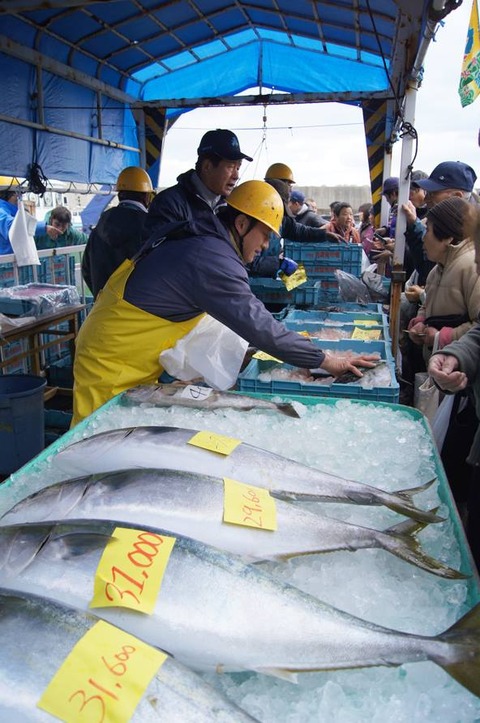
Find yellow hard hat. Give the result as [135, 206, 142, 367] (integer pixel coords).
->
[264, 163, 295, 183]
[116, 167, 153, 193]
[227, 180, 284, 236]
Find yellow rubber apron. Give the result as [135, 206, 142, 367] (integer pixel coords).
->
[72, 257, 204, 426]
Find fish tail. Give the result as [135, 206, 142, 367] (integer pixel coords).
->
[380, 495, 445, 524]
[378, 516, 467, 579]
[394, 477, 437, 499]
[433, 603, 480, 697]
[276, 402, 302, 419]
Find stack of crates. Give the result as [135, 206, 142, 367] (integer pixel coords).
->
[283, 241, 364, 303]
[237, 305, 398, 402]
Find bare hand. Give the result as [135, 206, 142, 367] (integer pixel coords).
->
[428, 353, 468, 393]
[402, 200, 417, 225]
[405, 285, 424, 304]
[408, 321, 427, 345]
[320, 352, 380, 379]
[46, 224, 60, 240]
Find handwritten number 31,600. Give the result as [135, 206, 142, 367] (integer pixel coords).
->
[104, 532, 165, 605]
[68, 645, 136, 723]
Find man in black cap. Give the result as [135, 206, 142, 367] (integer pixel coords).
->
[145, 128, 252, 238]
[402, 161, 477, 288]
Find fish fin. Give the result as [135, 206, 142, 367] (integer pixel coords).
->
[378, 518, 468, 579]
[394, 477, 437, 499]
[255, 667, 299, 683]
[277, 402, 302, 419]
[434, 603, 480, 697]
[383, 515, 433, 538]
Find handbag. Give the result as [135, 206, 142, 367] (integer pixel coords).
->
[414, 331, 441, 423]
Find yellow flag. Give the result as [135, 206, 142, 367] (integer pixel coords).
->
[459, 0, 480, 107]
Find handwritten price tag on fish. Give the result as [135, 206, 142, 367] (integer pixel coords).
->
[223, 478, 277, 531]
[38, 620, 166, 723]
[179, 384, 213, 400]
[351, 327, 381, 340]
[353, 319, 380, 327]
[90, 527, 175, 614]
[188, 431, 241, 455]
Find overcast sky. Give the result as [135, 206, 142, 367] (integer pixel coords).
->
[158, 1, 479, 189]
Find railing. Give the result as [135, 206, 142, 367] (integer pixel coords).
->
[0, 244, 90, 302]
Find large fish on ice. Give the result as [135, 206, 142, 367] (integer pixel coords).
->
[52, 425, 440, 523]
[0, 587, 257, 722]
[123, 383, 301, 417]
[0, 468, 462, 578]
[0, 520, 479, 698]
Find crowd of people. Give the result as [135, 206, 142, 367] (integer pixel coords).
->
[1, 130, 479, 571]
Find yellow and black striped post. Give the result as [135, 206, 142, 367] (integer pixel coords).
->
[361, 100, 390, 227]
[144, 107, 168, 179]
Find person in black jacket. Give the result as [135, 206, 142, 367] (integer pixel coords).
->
[145, 128, 253, 240]
[288, 189, 323, 227]
[249, 163, 341, 278]
[81, 166, 153, 298]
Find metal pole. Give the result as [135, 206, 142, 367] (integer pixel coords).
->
[390, 79, 418, 360]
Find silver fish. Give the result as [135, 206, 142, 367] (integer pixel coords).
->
[0, 586, 258, 722]
[52, 425, 440, 523]
[0, 521, 479, 698]
[0, 468, 462, 578]
[123, 383, 301, 418]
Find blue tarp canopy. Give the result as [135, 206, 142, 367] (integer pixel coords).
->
[0, 0, 461, 184]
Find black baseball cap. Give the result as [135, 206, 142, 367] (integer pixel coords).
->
[197, 129, 253, 162]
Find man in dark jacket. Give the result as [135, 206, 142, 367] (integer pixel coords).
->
[249, 163, 341, 278]
[288, 189, 323, 227]
[81, 166, 153, 298]
[145, 128, 253, 239]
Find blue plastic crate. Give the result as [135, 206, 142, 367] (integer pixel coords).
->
[237, 338, 399, 403]
[283, 320, 387, 341]
[249, 278, 322, 307]
[283, 242, 363, 275]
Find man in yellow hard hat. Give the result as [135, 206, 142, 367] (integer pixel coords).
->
[145, 129, 253, 238]
[81, 166, 153, 298]
[249, 163, 341, 277]
[72, 180, 377, 425]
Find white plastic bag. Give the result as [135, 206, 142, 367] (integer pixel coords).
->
[431, 393, 455, 452]
[159, 315, 249, 390]
[8, 199, 40, 266]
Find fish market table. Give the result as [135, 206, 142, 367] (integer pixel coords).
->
[0, 392, 479, 722]
[0, 303, 85, 377]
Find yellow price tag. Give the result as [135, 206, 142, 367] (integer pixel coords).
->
[188, 430, 241, 455]
[353, 319, 379, 327]
[90, 527, 175, 614]
[351, 327, 382, 340]
[38, 620, 167, 723]
[297, 330, 311, 337]
[279, 264, 307, 291]
[253, 350, 283, 362]
[223, 478, 277, 531]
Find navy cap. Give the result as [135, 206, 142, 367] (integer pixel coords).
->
[416, 161, 477, 192]
[289, 190, 305, 204]
[382, 176, 399, 194]
[197, 129, 253, 162]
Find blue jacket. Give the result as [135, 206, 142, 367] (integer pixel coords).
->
[0, 199, 46, 255]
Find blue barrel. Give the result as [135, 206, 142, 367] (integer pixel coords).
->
[0, 375, 46, 476]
